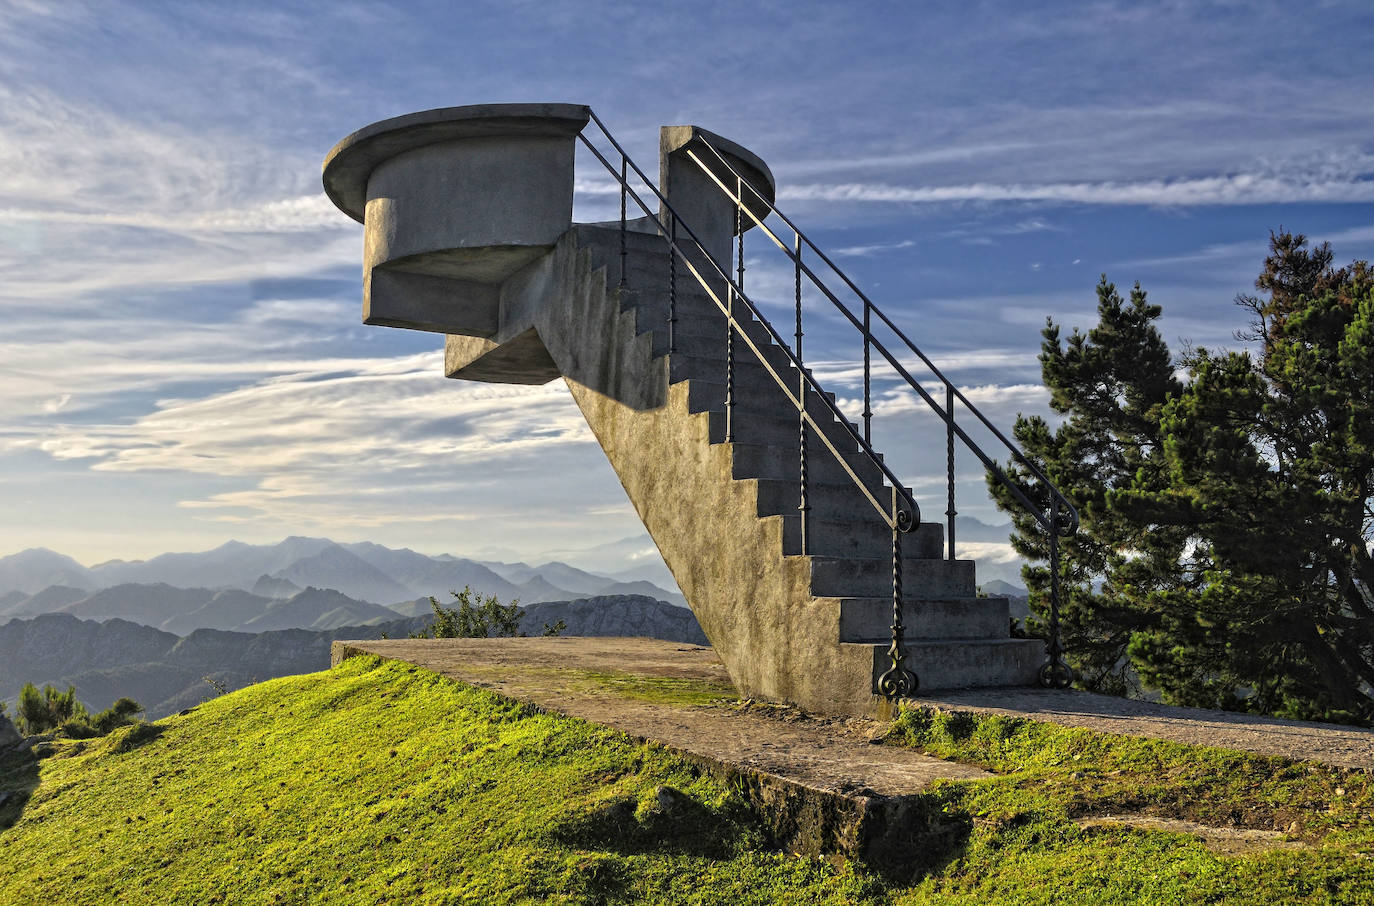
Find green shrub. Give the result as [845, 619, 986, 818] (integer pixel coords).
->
[411, 586, 522, 639]
[15, 683, 88, 735]
[12, 684, 142, 738]
[90, 698, 144, 735]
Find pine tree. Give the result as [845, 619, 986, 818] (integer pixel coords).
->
[998, 233, 1374, 724]
[991, 277, 1183, 695]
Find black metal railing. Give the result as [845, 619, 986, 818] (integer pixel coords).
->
[685, 136, 1079, 689]
[575, 111, 1075, 693]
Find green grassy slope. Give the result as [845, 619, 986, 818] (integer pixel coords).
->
[2, 657, 1372, 905]
[0, 657, 872, 905]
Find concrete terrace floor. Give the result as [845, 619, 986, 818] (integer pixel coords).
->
[332, 637, 1374, 778]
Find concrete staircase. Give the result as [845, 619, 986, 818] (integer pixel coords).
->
[323, 104, 1044, 717]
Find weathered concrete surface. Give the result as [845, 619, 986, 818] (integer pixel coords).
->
[919, 688, 1374, 771]
[331, 637, 986, 871]
[658, 125, 775, 269]
[323, 105, 1042, 719]
[322, 104, 590, 338]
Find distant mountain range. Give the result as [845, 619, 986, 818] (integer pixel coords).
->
[0, 595, 708, 719]
[0, 537, 688, 609]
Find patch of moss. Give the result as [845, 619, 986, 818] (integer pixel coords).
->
[571, 670, 738, 707]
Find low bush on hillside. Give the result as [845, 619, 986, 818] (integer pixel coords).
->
[410, 586, 563, 639]
[12, 683, 143, 739]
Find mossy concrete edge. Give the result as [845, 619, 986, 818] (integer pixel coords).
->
[330, 640, 955, 876]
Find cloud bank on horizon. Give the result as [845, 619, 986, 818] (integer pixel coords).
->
[2, 0, 1372, 565]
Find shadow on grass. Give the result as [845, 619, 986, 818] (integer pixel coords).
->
[0, 746, 40, 831]
[106, 722, 164, 754]
[547, 793, 749, 861]
[548, 786, 974, 888]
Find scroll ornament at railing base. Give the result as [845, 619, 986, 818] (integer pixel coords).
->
[877, 650, 918, 698]
[1038, 659, 1074, 689]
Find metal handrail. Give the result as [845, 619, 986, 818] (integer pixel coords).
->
[577, 111, 919, 696]
[689, 140, 1079, 541]
[577, 116, 917, 531]
[688, 136, 1079, 688]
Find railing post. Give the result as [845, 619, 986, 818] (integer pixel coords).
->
[668, 218, 677, 354]
[619, 155, 627, 290]
[795, 231, 809, 555]
[736, 176, 745, 292]
[1040, 497, 1073, 688]
[946, 383, 956, 561]
[862, 301, 872, 446]
[725, 279, 735, 443]
[877, 494, 917, 698]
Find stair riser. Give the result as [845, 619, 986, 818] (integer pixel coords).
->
[864, 638, 1043, 692]
[810, 557, 976, 598]
[670, 341, 800, 378]
[731, 443, 884, 488]
[670, 356, 799, 393]
[688, 379, 838, 419]
[780, 516, 943, 560]
[707, 410, 862, 456]
[754, 479, 898, 523]
[837, 596, 1010, 642]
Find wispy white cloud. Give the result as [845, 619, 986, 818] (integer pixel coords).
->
[0, 193, 349, 234]
[780, 172, 1374, 207]
[833, 238, 916, 258]
[25, 353, 602, 526]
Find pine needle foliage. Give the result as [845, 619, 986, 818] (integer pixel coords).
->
[994, 232, 1374, 724]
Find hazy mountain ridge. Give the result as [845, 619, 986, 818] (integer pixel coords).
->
[0, 596, 708, 719]
[0, 583, 401, 636]
[0, 537, 687, 609]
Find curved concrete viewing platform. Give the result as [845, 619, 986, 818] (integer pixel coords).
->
[322, 103, 778, 343]
[323, 103, 592, 337]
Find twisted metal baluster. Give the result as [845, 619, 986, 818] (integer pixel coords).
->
[862, 301, 872, 446]
[618, 156, 627, 290]
[668, 218, 677, 354]
[795, 231, 809, 555]
[736, 175, 745, 292]
[877, 491, 917, 698]
[946, 383, 956, 561]
[725, 278, 734, 441]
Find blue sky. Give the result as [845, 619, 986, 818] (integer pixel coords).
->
[2, 0, 1373, 576]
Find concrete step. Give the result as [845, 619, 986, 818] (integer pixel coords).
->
[808, 556, 976, 598]
[687, 378, 840, 420]
[706, 409, 863, 455]
[753, 477, 899, 523]
[858, 637, 1044, 693]
[577, 223, 675, 255]
[730, 441, 885, 490]
[670, 352, 800, 393]
[670, 335, 799, 375]
[626, 299, 771, 353]
[774, 515, 943, 560]
[834, 595, 1011, 642]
